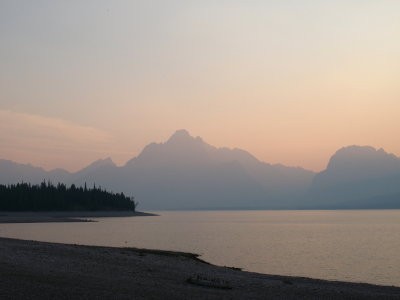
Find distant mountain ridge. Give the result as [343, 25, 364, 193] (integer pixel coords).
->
[0, 159, 70, 185]
[312, 145, 400, 189]
[1, 130, 399, 209]
[306, 145, 400, 209]
[108, 129, 314, 209]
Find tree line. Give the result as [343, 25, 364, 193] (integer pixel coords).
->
[0, 181, 137, 211]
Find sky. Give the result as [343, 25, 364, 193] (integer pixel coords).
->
[1, 0, 399, 172]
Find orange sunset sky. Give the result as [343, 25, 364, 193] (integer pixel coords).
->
[1, 1, 399, 172]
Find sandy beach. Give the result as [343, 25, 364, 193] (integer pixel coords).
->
[0, 237, 399, 299]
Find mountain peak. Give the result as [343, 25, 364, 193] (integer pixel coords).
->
[85, 157, 116, 170]
[168, 129, 192, 141]
[335, 145, 380, 155]
[328, 145, 399, 170]
[310, 145, 400, 191]
[166, 129, 204, 144]
[173, 129, 191, 137]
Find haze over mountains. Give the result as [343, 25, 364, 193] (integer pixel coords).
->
[1, 130, 399, 210]
[307, 146, 400, 209]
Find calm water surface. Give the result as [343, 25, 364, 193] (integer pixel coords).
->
[1, 210, 399, 287]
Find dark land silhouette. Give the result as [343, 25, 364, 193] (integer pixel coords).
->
[305, 146, 400, 209]
[0, 130, 399, 210]
[0, 181, 136, 212]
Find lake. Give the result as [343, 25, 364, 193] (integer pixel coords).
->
[0, 210, 399, 287]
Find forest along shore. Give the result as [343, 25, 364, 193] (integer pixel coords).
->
[0, 237, 399, 300]
[0, 211, 157, 223]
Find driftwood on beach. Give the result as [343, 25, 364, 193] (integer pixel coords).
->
[0, 237, 399, 300]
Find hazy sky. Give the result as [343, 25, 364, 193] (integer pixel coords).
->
[1, 1, 399, 172]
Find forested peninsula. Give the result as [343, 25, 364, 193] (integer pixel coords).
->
[0, 182, 137, 211]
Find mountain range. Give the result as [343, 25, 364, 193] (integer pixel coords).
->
[1, 130, 399, 210]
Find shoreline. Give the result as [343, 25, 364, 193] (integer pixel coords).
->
[0, 237, 399, 299]
[0, 211, 157, 223]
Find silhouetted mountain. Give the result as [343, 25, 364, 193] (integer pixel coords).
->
[336, 192, 400, 209]
[1, 133, 399, 209]
[306, 146, 400, 208]
[81, 157, 117, 171]
[0, 159, 70, 185]
[312, 146, 400, 188]
[0, 130, 315, 209]
[71, 157, 117, 183]
[99, 130, 315, 209]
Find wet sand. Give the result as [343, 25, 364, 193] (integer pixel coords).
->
[0, 237, 399, 299]
[0, 211, 157, 223]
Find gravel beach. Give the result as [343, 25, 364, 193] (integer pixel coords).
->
[0, 237, 399, 299]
